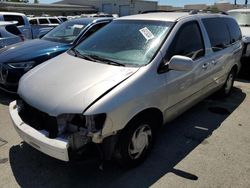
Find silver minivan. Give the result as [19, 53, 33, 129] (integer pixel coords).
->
[9, 12, 242, 167]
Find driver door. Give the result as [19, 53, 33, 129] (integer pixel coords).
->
[161, 21, 212, 119]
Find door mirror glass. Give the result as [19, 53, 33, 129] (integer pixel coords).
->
[168, 55, 194, 71]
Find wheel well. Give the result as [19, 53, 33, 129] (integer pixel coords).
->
[232, 65, 238, 74]
[127, 108, 163, 130]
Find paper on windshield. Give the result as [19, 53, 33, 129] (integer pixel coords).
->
[139, 27, 155, 40]
[72, 24, 84, 29]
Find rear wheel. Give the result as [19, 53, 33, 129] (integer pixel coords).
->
[117, 118, 155, 168]
[218, 69, 236, 97]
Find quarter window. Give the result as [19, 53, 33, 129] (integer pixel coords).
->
[167, 21, 205, 60]
[5, 25, 21, 36]
[202, 18, 231, 52]
[224, 18, 242, 43]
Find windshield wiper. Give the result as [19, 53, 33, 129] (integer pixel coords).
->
[88, 55, 125, 66]
[69, 49, 96, 62]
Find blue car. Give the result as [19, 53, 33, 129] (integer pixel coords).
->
[0, 17, 112, 92]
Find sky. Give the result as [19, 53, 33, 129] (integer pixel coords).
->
[37, 0, 248, 7]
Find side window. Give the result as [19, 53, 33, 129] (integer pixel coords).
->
[39, 19, 49, 24]
[224, 18, 242, 43]
[167, 21, 205, 61]
[80, 22, 108, 41]
[29, 19, 38, 25]
[0, 32, 2, 38]
[3, 15, 25, 26]
[49, 18, 60, 24]
[202, 18, 231, 52]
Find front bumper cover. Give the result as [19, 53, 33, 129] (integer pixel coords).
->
[9, 101, 69, 161]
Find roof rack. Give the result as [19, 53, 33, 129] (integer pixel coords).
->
[141, 9, 228, 15]
[141, 9, 193, 14]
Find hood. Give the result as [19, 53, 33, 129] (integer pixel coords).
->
[0, 39, 70, 63]
[18, 52, 139, 116]
[240, 26, 250, 43]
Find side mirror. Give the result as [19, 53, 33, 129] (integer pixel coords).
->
[168, 55, 194, 72]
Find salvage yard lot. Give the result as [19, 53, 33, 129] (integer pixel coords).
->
[0, 80, 250, 188]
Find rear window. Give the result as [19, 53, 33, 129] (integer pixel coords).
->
[3, 15, 25, 26]
[29, 19, 38, 25]
[202, 18, 231, 52]
[5, 25, 21, 36]
[39, 18, 49, 24]
[224, 18, 242, 43]
[49, 18, 60, 24]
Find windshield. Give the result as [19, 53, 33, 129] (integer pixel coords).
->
[42, 21, 87, 43]
[228, 12, 250, 26]
[73, 20, 173, 67]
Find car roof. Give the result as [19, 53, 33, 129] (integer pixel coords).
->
[0, 21, 15, 26]
[69, 17, 113, 24]
[116, 12, 231, 22]
[228, 9, 250, 13]
[0, 12, 25, 16]
[117, 12, 189, 22]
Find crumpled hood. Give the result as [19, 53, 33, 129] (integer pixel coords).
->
[0, 39, 70, 63]
[240, 26, 250, 43]
[18, 52, 139, 116]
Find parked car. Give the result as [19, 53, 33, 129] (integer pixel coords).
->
[0, 17, 112, 92]
[29, 17, 62, 26]
[0, 12, 57, 39]
[228, 9, 250, 58]
[0, 12, 32, 39]
[0, 21, 24, 49]
[29, 17, 62, 38]
[9, 12, 242, 167]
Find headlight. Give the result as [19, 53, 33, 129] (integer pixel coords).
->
[8, 61, 36, 71]
[71, 114, 106, 133]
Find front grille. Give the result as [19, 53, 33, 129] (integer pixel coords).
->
[18, 100, 58, 138]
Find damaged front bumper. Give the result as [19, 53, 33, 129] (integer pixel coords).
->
[9, 101, 70, 161]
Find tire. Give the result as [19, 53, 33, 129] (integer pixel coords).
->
[117, 117, 155, 168]
[218, 69, 236, 97]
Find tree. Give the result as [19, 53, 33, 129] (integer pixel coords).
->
[34, 0, 39, 3]
[234, 0, 237, 5]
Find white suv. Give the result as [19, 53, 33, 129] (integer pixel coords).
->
[228, 9, 250, 57]
[9, 12, 242, 167]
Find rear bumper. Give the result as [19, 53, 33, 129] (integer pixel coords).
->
[9, 101, 69, 161]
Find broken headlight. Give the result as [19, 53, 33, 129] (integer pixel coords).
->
[71, 113, 106, 133]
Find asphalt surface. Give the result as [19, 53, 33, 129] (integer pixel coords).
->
[0, 79, 250, 188]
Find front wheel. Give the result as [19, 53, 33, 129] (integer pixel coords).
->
[117, 118, 155, 168]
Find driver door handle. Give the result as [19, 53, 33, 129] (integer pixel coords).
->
[211, 60, 217, 65]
